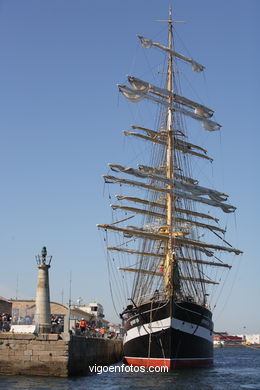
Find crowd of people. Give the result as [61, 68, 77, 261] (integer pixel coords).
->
[75, 319, 117, 339]
[0, 313, 11, 332]
[12, 314, 33, 325]
[0, 313, 119, 338]
[51, 315, 64, 333]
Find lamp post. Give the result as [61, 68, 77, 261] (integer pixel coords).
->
[35, 247, 52, 334]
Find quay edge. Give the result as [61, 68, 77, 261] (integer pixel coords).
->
[0, 332, 123, 377]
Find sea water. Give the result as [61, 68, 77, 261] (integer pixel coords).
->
[0, 348, 259, 390]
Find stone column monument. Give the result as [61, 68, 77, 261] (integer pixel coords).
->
[35, 247, 52, 334]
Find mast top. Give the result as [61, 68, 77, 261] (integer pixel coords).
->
[155, 6, 185, 24]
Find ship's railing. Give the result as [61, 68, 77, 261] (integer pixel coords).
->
[136, 290, 166, 305]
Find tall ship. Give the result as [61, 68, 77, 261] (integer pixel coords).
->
[97, 7, 242, 368]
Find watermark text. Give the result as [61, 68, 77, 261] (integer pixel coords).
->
[89, 363, 168, 375]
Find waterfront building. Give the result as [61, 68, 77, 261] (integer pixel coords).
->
[10, 299, 91, 333]
[213, 332, 243, 346]
[237, 334, 260, 344]
[0, 297, 12, 314]
[73, 301, 107, 328]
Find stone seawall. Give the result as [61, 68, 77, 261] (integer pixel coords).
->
[68, 336, 123, 375]
[0, 333, 123, 377]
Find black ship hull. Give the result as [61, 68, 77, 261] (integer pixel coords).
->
[123, 299, 213, 369]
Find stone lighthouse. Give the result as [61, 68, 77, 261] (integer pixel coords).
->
[35, 246, 52, 333]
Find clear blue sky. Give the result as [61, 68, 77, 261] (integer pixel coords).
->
[0, 0, 259, 333]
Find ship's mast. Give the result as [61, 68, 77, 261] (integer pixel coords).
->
[164, 6, 178, 298]
[96, 7, 243, 307]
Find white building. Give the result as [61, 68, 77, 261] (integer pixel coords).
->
[75, 302, 106, 327]
[244, 334, 260, 344]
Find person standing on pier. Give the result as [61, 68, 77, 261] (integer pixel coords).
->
[79, 318, 87, 334]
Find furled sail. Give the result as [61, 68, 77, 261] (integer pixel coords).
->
[116, 195, 166, 209]
[124, 128, 214, 161]
[103, 175, 170, 193]
[116, 195, 219, 223]
[139, 165, 199, 185]
[97, 16, 243, 313]
[97, 224, 242, 255]
[106, 163, 235, 211]
[119, 85, 221, 131]
[108, 247, 231, 269]
[137, 35, 205, 72]
[111, 204, 225, 233]
[174, 190, 236, 213]
[118, 267, 219, 285]
[128, 75, 214, 118]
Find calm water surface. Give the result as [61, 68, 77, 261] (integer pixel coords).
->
[0, 348, 259, 390]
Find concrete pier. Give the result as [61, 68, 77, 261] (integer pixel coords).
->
[0, 333, 122, 376]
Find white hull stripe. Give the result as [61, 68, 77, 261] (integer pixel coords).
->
[124, 317, 171, 343]
[172, 318, 212, 342]
[124, 316, 212, 343]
